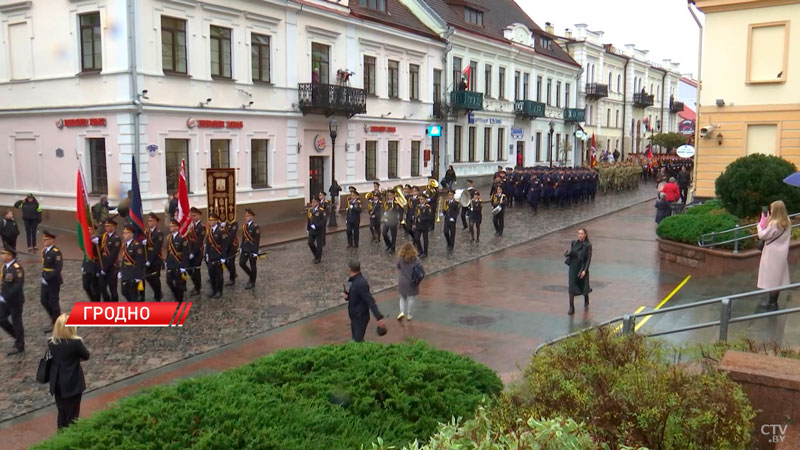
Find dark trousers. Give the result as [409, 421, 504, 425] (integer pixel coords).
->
[679, 185, 688, 204]
[40, 283, 61, 323]
[82, 273, 100, 302]
[460, 207, 469, 229]
[493, 212, 505, 235]
[350, 315, 369, 342]
[0, 301, 24, 351]
[23, 219, 37, 249]
[369, 218, 380, 241]
[382, 224, 397, 251]
[443, 220, 456, 249]
[469, 221, 481, 241]
[1, 236, 16, 252]
[346, 221, 360, 247]
[189, 253, 202, 292]
[225, 253, 237, 281]
[146, 270, 162, 301]
[99, 268, 118, 302]
[166, 269, 185, 303]
[239, 253, 257, 284]
[414, 228, 429, 255]
[121, 280, 140, 302]
[207, 260, 223, 294]
[55, 393, 82, 429]
[308, 232, 323, 261]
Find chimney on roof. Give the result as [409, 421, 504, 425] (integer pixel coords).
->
[565, 28, 572, 39]
[545, 22, 554, 35]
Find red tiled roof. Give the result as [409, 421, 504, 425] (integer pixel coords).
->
[679, 104, 696, 121]
[349, 1, 443, 41]
[680, 77, 698, 87]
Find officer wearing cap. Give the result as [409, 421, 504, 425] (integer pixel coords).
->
[223, 217, 239, 287]
[345, 189, 362, 249]
[187, 207, 205, 296]
[460, 179, 475, 230]
[307, 197, 325, 263]
[239, 208, 260, 289]
[204, 212, 229, 298]
[368, 182, 382, 242]
[92, 219, 121, 302]
[165, 219, 189, 302]
[413, 193, 433, 257]
[119, 224, 146, 302]
[40, 230, 63, 327]
[143, 212, 164, 301]
[0, 246, 25, 355]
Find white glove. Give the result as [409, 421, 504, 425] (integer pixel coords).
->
[100, 270, 106, 276]
[135, 279, 141, 283]
[221, 258, 226, 263]
[449, 218, 455, 222]
[117, 272, 122, 279]
[142, 239, 147, 245]
[252, 253, 258, 258]
[41, 277, 48, 285]
[0, 296, 5, 303]
[91, 237, 99, 244]
[145, 261, 151, 267]
[179, 268, 186, 274]
[189, 253, 194, 260]
[311, 224, 316, 230]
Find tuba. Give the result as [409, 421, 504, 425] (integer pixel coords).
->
[393, 185, 408, 209]
[453, 189, 471, 208]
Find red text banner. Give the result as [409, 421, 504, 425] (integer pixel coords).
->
[66, 302, 193, 327]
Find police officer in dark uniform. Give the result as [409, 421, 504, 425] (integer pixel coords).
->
[307, 197, 325, 263]
[528, 176, 541, 214]
[317, 192, 329, 246]
[413, 193, 433, 257]
[368, 182, 382, 242]
[81, 247, 101, 302]
[491, 186, 508, 236]
[187, 208, 205, 296]
[95, 219, 121, 302]
[442, 190, 459, 251]
[460, 180, 475, 230]
[143, 212, 163, 301]
[223, 219, 239, 286]
[239, 208, 260, 289]
[345, 188, 362, 248]
[164, 219, 189, 302]
[204, 213, 228, 298]
[381, 191, 403, 254]
[39, 231, 63, 327]
[119, 224, 146, 302]
[0, 246, 25, 355]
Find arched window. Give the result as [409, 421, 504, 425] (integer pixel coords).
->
[608, 72, 612, 89]
[617, 74, 621, 92]
[615, 110, 619, 128]
[649, 83, 653, 94]
[606, 108, 611, 127]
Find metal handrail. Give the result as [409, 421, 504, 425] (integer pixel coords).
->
[697, 212, 800, 252]
[534, 282, 800, 354]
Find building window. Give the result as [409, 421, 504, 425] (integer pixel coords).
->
[536, 132, 542, 161]
[556, 81, 561, 107]
[433, 69, 442, 102]
[465, 7, 483, 26]
[565, 83, 570, 107]
[546, 132, 552, 162]
[608, 72, 613, 90]
[312, 43, 330, 83]
[556, 133, 561, 159]
[468, 126, 477, 162]
[497, 128, 505, 161]
[210, 139, 230, 168]
[359, 0, 386, 12]
[8, 22, 31, 80]
[80, 13, 102, 72]
[452, 56, 462, 90]
[411, 141, 420, 176]
[523, 73, 530, 100]
[388, 141, 398, 178]
[454, 125, 463, 162]
[536, 76, 542, 102]
[409, 64, 420, 100]
[748, 21, 789, 84]
[210, 26, 232, 79]
[165, 139, 189, 193]
[88, 138, 107, 195]
[469, 61, 478, 91]
[161, 16, 187, 74]
[607, 108, 611, 127]
[484, 64, 492, 97]
[364, 55, 376, 95]
[649, 83, 653, 94]
[617, 74, 621, 92]
[546, 78, 552, 105]
[483, 128, 492, 161]
[251, 33, 270, 83]
[514, 71, 520, 100]
[388, 60, 399, 98]
[251, 139, 269, 188]
[615, 110, 620, 128]
[498, 67, 506, 99]
[539, 36, 552, 50]
[366, 141, 377, 180]
[586, 105, 592, 125]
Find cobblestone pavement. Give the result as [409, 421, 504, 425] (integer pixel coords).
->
[0, 187, 653, 422]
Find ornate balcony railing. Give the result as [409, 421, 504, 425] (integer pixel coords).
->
[633, 92, 655, 108]
[585, 83, 608, 100]
[563, 108, 586, 122]
[670, 100, 685, 114]
[298, 83, 366, 118]
[450, 90, 483, 111]
[514, 100, 546, 119]
[433, 101, 446, 120]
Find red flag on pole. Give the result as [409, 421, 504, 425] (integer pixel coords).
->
[462, 65, 471, 89]
[76, 168, 95, 260]
[177, 159, 191, 237]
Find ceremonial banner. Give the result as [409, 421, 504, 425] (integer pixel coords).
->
[206, 168, 236, 222]
[177, 159, 191, 237]
[129, 155, 145, 237]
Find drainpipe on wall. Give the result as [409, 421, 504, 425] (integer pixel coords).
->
[689, 2, 703, 201]
[574, 66, 583, 166]
[621, 57, 630, 159]
[442, 26, 454, 177]
[127, 0, 142, 192]
[660, 69, 667, 153]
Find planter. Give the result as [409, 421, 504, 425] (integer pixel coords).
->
[657, 238, 800, 275]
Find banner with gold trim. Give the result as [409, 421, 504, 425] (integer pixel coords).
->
[206, 168, 236, 222]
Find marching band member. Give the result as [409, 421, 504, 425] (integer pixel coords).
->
[307, 197, 325, 264]
[491, 186, 507, 237]
[468, 191, 483, 243]
[442, 190, 459, 252]
[346, 189, 362, 248]
[239, 208, 260, 289]
[413, 193, 433, 257]
[460, 179, 476, 230]
[405, 186, 420, 238]
[368, 182, 382, 242]
[382, 190, 403, 254]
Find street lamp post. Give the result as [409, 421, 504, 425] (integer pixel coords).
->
[548, 121, 555, 168]
[328, 118, 338, 227]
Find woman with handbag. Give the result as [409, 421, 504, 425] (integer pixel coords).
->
[757, 200, 791, 310]
[396, 243, 421, 321]
[48, 313, 90, 429]
[564, 228, 592, 315]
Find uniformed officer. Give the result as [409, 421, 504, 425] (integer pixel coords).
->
[307, 197, 325, 264]
[204, 213, 229, 298]
[381, 190, 403, 254]
[94, 219, 121, 302]
[187, 207, 205, 296]
[404, 186, 420, 238]
[317, 191, 329, 246]
[442, 190, 459, 252]
[460, 180, 475, 230]
[345, 190, 362, 248]
[491, 186, 508, 237]
[223, 219, 239, 286]
[413, 193, 433, 257]
[39, 230, 63, 327]
[81, 247, 101, 302]
[119, 224, 146, 302]
[164, 219, 189, 302]
[239, 208, 260, 289]
[368, 185, 383, 242]
[0, 246, 25, 355]
[143, 212, 163, 301]
[468, 191, 483, 242]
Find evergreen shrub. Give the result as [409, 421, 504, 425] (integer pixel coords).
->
[715, 154, 800, 218]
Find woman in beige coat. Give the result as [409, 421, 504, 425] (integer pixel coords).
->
[757, 200, 791, 309]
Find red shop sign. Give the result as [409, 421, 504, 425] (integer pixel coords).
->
[187, 118, 244, 129]
[369, 126, 397, 133]
[56, 118, 106, 129]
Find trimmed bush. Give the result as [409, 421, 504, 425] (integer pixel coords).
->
[656, 209, 738, 245]
[506, 328, 755, 450]
[34, 341, 502, 450]
[715, 154, 800, 218]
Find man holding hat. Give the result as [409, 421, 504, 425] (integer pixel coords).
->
[187, 207, 205, 296]
[119, 224, 146, 302]
[143, 213, 164, 301]
[165, 219, 189, 302]
[239, 208, 260, 289]
[345, 189, 362, 248]
[93, 219, 121, 302]
[307, 197, 325, 264]
[0, 246, 25, 355]
[40, 231, 63, 326]
[204, 213, 229, 298]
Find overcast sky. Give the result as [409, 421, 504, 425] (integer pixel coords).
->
[517, 0, 703, 78]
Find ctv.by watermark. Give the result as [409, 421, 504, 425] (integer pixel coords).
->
[761, 424, 789, 444]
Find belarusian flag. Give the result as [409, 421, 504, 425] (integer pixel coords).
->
[76, 168, 95, 260]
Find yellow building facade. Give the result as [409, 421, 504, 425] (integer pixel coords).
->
[695, 0, 800, 198]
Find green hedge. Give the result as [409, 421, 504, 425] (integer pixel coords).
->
[35, 341, 502, 450]
[716, 154, 800, 218]
[656, 207, 739, 245]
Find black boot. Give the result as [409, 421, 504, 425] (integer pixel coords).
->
[568, 295, 575, 315]
[767, 292, 780, 310]
[584, 295, 590, 308]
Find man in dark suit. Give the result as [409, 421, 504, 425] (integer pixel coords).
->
[343, 260, 385, 342]
[460, 179, 475, 230]
[307, 198, 326, 264]
[119, 225, 145, 302]
[94, 219, 121, 302]
[40, 231, 63, 327]
[81, 251, 101, 302]
[187, 208, 205, 296]
[223, 219, 239, 286]
[345, 189, 362, 248]
[204, 213, 228, 298]
[164, 219, 189, 302]
[368, 183, 382, 242]
[0, 246, 25, 355]
[413, 194, 433, 257]
[382, 191, 403, 254]
[239, 209, 260, 289]
[143, 213, 164, 301]
[443, 190, 460, 251]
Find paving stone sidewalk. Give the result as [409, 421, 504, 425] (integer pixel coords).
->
[0, 186, 654, 422]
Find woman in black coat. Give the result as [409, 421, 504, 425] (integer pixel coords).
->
[48, 313, 90, 429]
[565, 228, 592, 315]
[655, 192, 672, 224]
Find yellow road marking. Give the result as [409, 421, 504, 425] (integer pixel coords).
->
[613, 306, 646, 333]
[634, 275, 692, 331]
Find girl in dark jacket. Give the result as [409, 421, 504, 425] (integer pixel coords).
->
[48, 313, 90, 429]
[655, 192, 672, 224]
[565, 228, 592, 315]
[15, 194, 41, 252]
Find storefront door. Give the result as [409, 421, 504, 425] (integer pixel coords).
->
[309, 156, 325, 201]
[516, 141, 525, 167]
[431, 136, 440, 180]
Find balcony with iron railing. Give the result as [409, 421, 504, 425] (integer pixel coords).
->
[670, 100, 685, 114]
[298, 83, 367, 118]
[450, 90, 483, 112]
[563, 108, 585, 122]
[433, 101, 446, 120]
[514, 100, 546, 119]
[585, 83, 608, 100]
[634, 92, 655, 108]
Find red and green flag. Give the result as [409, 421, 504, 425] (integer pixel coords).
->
[76, 168, 95, 260]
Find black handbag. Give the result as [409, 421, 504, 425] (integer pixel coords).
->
[36, 348, 52, 384]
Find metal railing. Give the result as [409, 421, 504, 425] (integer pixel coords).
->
[698, 212, 800, 253]
[633, 92, 654, 108]
[297, 83, 367, 117]
[535, 283, 800, 354]
[585, 82, 609, 99]
[514, 100, 546, 118]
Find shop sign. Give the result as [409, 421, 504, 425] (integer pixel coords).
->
[368, 126, 397, 133]
[676, 145, 696, 158]
[427, 125, 442, 137]
[186, 118, 244, 129]
[55, 118, 106, 129]
[511, 128, 524, 139]
[469, 115, 504, 125]
[679, 119, 695, 136]
[313, 134, 327, 152]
